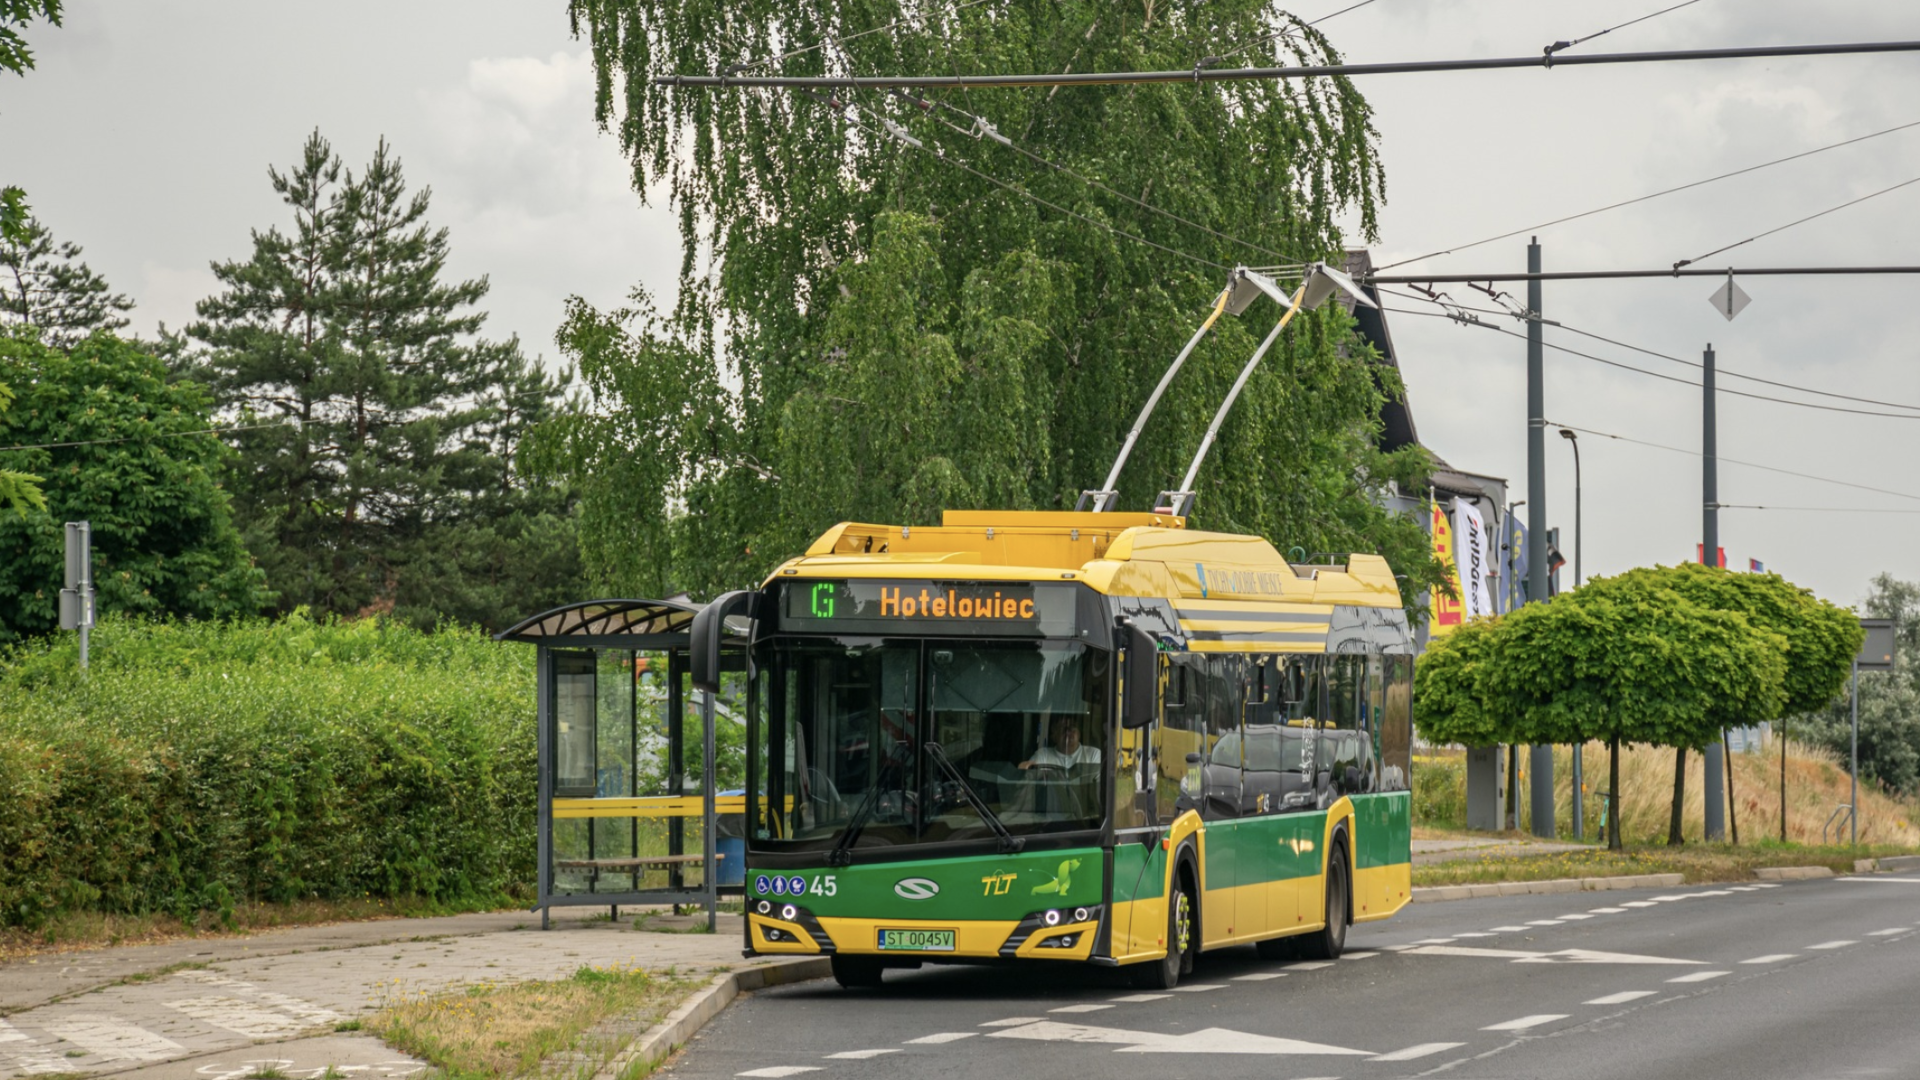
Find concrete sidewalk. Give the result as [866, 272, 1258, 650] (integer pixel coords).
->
[0, 908, 749, 1080]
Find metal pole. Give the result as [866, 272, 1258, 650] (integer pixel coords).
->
[1525, 239, 1555, 838]
[1568, 434, 1583, 841]
[1850, 658, 1859, 847]
[1095, 287, 1231, 504]
[703, 685, 719, 932]
[1702, 345, 1726, 842]
[1780, 714, 1789, 843]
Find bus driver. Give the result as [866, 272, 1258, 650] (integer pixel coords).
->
[1020, 716, 1101, 770]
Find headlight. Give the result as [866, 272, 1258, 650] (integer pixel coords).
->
[1044, 909, 1061, 926]
[781, 904, 798, 921]
[1073, 907, 1089, 922]
[757, 900, 772, 915]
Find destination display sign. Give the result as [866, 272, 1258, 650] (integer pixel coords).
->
[778, 580, 1079, 636]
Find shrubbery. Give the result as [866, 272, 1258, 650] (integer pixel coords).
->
[0, 613, 536, 929]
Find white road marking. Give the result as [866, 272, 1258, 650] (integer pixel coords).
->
[1694, 890, 1734, 897]
[254, 992, 343, 1027]
[905, 1032, 977, 1044]
[1369, 1041, 1466, 1061]
[1172, 983, 1226, 991]
[1526, 920, 1564, 927]
[980, 1018, 1044, 1027]
[1742, 954, 1796, 964]
[737, 1069, 820, 1078]
[1482, 1014, 1568, 1032]
[1667, 971, 1729, 983]
[166, 997, 308, 1038]
[1753, 883, 1781, 888]
[39, 1014, 184, 1062]
[1586, 991, 1658, 1004]
[1650, 895, 1687, 902]
[1556, 914, 1595, 920]
[1452, 932, 1495, 938]
[1049, 1004, 1112, 1013]
[1286, 962, 1335, 971]
[1230, 973, 1286, 981]
[1411, 944, 1702, 966]
[825, 1050, 897, 1060]
[1621, 901, 1659, 908]
[989, 1021, 1371, 1055]
[1411, 938, 1458, 945]
[0, 1019, 69, 1076]
[1727, 886, 1759, 892]
[1587, 908, 1628, 914]
[1112, 992, 1175, 1000]
[1488, 925, 1530, 932]
[1342, 951, 1378, 959]
[1868, 928, 1912, 936]
[1807, 940, 1857, 950]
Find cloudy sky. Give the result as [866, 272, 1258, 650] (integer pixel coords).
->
[6, 1, 1917, 609]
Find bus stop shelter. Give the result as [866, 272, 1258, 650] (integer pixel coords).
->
[496, 599, 747, 929]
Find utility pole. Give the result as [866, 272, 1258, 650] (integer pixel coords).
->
[1702, 345, 1727, 842]
[1526, 238, 1555, 839]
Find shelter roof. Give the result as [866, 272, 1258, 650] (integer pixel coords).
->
[495, 599, 701, 643]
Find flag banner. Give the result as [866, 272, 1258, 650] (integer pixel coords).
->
[1696, 544, 1727, 568]
[1506, 517, 1529, 610]
[1453, 498, 1496, 620]
[1430, 501, 1463, 636]
[1749, 558, 1766, 573]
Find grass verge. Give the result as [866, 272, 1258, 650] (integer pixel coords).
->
[365, 964, 694, 1080]
[1412, 840, 1919, 887]
[0, 896, 516, 963]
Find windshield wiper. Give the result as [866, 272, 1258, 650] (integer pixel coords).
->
[926, 741, 1025, 854]
[824, 781, 883, 868]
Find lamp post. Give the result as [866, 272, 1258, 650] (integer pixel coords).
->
[1557, 429, 1583, 840]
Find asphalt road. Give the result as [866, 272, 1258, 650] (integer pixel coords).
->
[663, 875, 1920, 1080]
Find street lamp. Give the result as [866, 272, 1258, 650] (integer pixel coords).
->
[1557, 428, 1581, 586]
[1557, 427, 1584, 841]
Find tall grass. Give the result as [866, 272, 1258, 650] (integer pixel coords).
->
[0, 613, 536, 930]
[1412, 739, 1919, 846]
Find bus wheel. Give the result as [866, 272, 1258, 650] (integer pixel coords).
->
[1135, 886, 1194, 989]
[1299, 839, 1349, 961]
[831, 955, 886, 989]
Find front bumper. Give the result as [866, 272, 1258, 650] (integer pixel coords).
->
[747, 903, 1103, 962]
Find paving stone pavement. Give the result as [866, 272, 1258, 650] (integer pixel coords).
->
[0, 909, 747, 1079]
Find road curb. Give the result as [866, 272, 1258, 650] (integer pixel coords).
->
[1410, 873, 1684, 903]
[595, 958, 832, 1080]
[1753, 865, 1835, 881]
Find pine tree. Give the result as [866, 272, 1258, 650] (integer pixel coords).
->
[0, 216, 133, 347]
[190, 130, 578, 627]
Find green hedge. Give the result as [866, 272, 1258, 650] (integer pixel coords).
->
[0, 614, 536, 929]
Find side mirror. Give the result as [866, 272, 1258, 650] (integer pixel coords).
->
[690, 590, 761, 693]
[1122, 623, 1159, 729]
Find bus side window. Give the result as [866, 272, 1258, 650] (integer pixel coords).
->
[1380, 654, 1414, 791]
[1325, 656, 1368, 800]
[1201, 654, 1245, 820]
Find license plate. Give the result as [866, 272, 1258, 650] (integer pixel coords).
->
[877, 928, 956, 952]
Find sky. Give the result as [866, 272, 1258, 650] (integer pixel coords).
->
[4, 1, 1917, 610]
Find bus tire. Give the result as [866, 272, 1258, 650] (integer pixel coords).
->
[831, 955, 886, 989]
[1298, 837, 1349, 961]
[1134, 882, 1194, 989]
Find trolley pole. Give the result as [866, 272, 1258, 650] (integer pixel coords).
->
[1703, 345, 1727, 842]
[1525, 238, 1556, 839]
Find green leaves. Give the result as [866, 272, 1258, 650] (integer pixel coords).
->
[187, 131, 578, 629]
[547, 2, 1441, 603]
[1414, 564, 1824, 754]
[0, 216, 134, 347]
[0, 330, 272, 642]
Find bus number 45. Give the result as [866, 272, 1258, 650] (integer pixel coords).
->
[811, 875, 838, 897]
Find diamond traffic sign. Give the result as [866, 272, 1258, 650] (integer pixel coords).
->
[1708, 275, 1751, 321]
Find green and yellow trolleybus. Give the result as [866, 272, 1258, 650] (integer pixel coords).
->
[693, 507, 1414, 989]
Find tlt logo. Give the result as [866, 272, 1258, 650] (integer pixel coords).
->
[980, 872, 1017, 896]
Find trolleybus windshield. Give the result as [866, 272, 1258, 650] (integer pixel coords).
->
[750, 636, 1110, 853]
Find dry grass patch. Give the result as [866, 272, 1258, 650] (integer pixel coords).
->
[1413, 840, 1918, 888]
[366, 965, 693, 1080]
